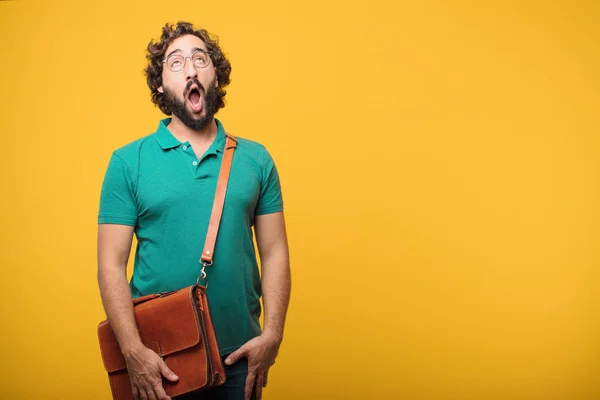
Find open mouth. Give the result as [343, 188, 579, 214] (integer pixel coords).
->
[187, 86, 203, 113]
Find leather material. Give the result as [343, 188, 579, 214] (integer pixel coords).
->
[97, 134, 237, 399]
[98, 286, 226, 399]
[201, 135, 237, 263]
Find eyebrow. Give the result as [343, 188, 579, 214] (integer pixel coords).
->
[165, 47, 209, 59]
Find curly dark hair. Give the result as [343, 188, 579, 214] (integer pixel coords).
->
[144, 21, 232, 115]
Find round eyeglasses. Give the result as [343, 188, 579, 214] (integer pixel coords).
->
[162, 50, 212, 72]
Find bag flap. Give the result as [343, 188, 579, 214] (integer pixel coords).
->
[98, 286, 202, 373]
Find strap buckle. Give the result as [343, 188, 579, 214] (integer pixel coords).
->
[196, 260, 213, 285]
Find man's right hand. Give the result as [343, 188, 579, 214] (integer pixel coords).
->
[124, 346, 180, 400]
[98, 224, 178, 399]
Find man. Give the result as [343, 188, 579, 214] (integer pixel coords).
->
[97, 21, 291, 400]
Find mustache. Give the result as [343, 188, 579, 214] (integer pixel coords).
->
[185, 79, 205, 96]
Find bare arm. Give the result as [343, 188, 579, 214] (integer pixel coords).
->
[97, 224, 178, 400]
[255, 211, 291, 343]
[224, 211, 291, 400]
[97, 223, 144, 354]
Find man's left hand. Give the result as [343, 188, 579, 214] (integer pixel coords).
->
[224, 333, 281, 400]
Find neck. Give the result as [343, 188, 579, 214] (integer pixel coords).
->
[167, 115, 218, 145]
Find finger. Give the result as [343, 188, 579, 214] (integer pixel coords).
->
[225, 347, 247, 366]
[144, 384, 158, 400]
[255, 373, 264, 400]
[132, 385, 141, 400]
[153, 381, 171, 400]
[263, 370, 269, 387]
[159, 359, 179, 382]
[139, 386, 149, 400]
[245, 372, 256, 400]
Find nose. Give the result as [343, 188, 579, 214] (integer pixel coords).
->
[183, 56, 197, 81]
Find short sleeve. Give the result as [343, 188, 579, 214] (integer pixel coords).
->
[255, 147, 284, 216]
[98, 153, 138, 226]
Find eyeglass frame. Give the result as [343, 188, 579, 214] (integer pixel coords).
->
[162, 49, 214, 72]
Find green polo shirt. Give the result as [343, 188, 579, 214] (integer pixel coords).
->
[98, 118, 284, 356]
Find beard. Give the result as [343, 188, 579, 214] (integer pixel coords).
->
[163, 77, 220, 131]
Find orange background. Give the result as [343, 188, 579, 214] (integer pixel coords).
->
[0, 0, 599, 399]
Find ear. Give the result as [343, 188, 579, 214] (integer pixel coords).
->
[157, 85, 164, 94]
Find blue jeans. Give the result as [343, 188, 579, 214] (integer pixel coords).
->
[175, 355, 256, 400]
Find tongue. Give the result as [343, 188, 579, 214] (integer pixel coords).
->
[189, 92, 202, 112]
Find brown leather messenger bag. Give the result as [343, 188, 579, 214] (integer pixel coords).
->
[97, 134, 238, 400]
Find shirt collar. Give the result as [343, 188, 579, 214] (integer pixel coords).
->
[154, 118, 227, 153]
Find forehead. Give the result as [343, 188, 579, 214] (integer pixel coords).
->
[165, 34, 208, 56]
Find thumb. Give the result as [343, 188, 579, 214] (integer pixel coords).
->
[159, 359, 179, 382]
[224, 347, 247, 366]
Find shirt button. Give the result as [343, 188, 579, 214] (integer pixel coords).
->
[193, 161, 198, 166]
[183, 145, 188, 150]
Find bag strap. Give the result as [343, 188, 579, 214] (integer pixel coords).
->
[198, 133, 237, 280]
